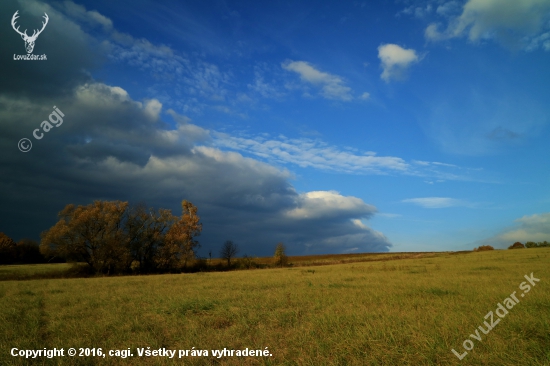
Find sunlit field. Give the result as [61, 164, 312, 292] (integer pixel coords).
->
[1, 248, 549, 365]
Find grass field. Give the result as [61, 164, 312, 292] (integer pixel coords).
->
[1, 249, 549, 365]
[0, 263, 75, 281]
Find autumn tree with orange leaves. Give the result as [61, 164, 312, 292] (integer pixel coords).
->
[159, 200, 203, 270]
[40, 201, 130, 274]
[125, 204, 177, 273]
[40, 199, 202, 274]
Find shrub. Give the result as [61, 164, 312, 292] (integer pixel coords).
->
[508, 242, 525, 249]
[473, 245, 494, 252]
[238, 255, 259, 270]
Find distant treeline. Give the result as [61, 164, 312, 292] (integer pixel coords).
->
[473, 241, 550, 251]
[0, 235, 61, 265]
[508, 241, 549, 249]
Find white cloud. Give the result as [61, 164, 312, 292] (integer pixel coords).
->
[377, 44, 420, 82]
[352, 219, 368, 229]
[60, 1, 236, 114]
[144, 99, 162, 120]
[480, 212, 550, 248]
[436, 1, 461, 16]
[359, 92, 371, 100]
[526, 31, 550, 51]
[213, 132, 410, 174]
[425, 23, 447, 41]
[286, 191, 376, 220]
[62, 1, 114, 31]
[454, 0, 550, 41]
[248, 70, 284, 99]
[402, 197, 468, 208]
[400, 4, 433, 18]
[426, 0, 550, 50]
[377, 213, 402, 219]
[282, 60, 353, 101]
[212, 132, 480, 181]
[500, 213, 550, 241]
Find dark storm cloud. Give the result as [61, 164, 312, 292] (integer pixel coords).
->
[0, 1, 391, 255]
[0, 82, 390, 255]
[1, 0, 102, 99]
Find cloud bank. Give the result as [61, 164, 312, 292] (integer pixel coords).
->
[0, 0, 391, 255]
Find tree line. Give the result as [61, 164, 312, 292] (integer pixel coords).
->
[473, 241, 550, 251]
[508, 241, 549, 249]
[0, 234, 55, 265]
[1, 199, 289, 275]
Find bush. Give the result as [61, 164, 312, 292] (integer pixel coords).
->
[473, 245, 494, 252]
[508, 242, 525, 249]
[238, 255, 259, 270]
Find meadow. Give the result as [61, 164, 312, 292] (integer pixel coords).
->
[1, 249, 549, 365]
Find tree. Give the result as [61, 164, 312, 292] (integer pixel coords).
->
[508, 242, 525, 249]
[125, 204, 176, 273]
[16, 239, 44, 263]
[274, 242, 288, 267]
[0, 232, 17, 264]
[220, 240, 239, 267]
[159, 200, 202, 270]
[40, 201, 130, 274]
[40, 199, 202, 274]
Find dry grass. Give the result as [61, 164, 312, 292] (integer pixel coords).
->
[206, 251, 445, 268]
[1, 248, 549, 365]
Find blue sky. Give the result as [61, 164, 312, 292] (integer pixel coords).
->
[1, 0, 549, 255]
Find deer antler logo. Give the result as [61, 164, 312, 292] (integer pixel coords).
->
[11, 11, 49, 54]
